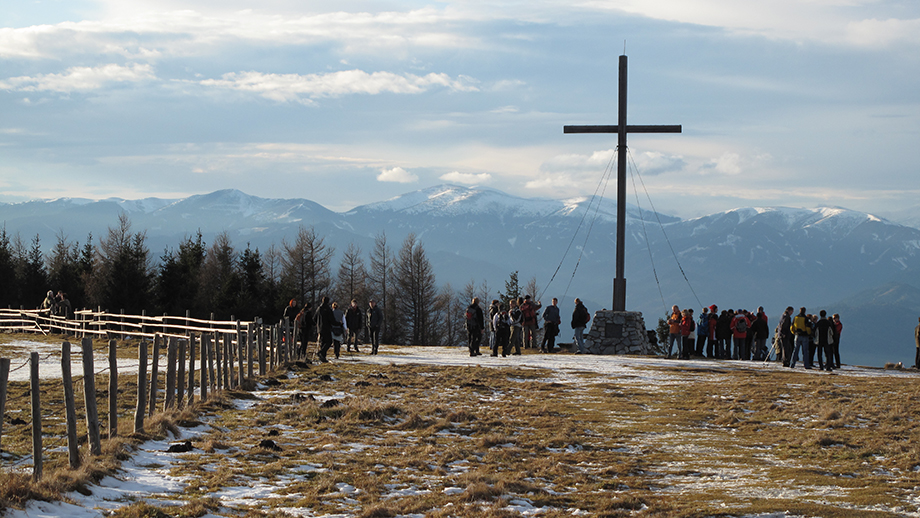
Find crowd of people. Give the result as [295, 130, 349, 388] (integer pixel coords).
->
[666, 304, 843, 370]
[462, 296, 592, 357]
[40, 290, 72, 319]
[287, 297, 384, 364]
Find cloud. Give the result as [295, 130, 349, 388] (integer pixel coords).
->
[630, 151, 687, 176]
[199, 69, 478, 103]
[699, 151, 773, 176]
[378, 166, 418, 183]
[0, 63, 155, 92]
[439, 171, 492, 185]
[846, 18, 920, 47]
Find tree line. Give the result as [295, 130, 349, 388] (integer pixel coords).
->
[0, 213, 545, 346]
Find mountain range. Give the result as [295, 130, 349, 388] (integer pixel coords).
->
[3, 185, 919, 368]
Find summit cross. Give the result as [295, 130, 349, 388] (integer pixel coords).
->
[564, 54, 681, 312]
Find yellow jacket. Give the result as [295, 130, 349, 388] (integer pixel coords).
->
[791, 314, 811, 336]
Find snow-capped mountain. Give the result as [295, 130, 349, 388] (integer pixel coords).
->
[3, 185, 919, 366]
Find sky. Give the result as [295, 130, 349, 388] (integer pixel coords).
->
[1, 0, 919, 219]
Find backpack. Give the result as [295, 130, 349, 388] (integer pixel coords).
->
[734, 317, 747, 334]
[496, 315, 510, 332]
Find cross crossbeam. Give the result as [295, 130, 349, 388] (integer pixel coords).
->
[564, 55, 681, 312]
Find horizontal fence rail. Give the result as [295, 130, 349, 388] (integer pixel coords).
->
[0, 308, 260, 340]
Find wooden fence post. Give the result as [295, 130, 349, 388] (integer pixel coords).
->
[237, 323, 245, 384]
[30, 352, 42, 481]
[223, 332, 231, 389]
[134, 339, 147, 434]
[0, 357, 9, 456]
[200, 334, 209, 402]
[247, 324, 254, 379]
[214, 333, 222, 392]
[206, 333, 216, 393]
[176, 339, 186, 408]
[258, 321, 266, 376]
[82, 338, 102, 455]
[108, 339, 118, 438]
[187, 333, 196, 406]
[61, 342, 79, 468]
[164, 336, 176, 410]
[148, 335, 160, 417]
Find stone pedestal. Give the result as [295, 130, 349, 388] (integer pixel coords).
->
[584, 310, 652, 355]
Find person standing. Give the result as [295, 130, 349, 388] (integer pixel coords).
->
[831, 314, 843, 369]
[815, 310, 834, 371]
[750, 309, 769, 360]
[707, 305, 719, 358]
[520, 295, 542, 350]
[493, 306, 511, 357]
[716, 310, 733, 360]
[313, 297, 335, 363]
[790, 307, 811, 369]
[508, 298, 524, 355]
[666, 305, 682, 359]
[915, 316, 920, 369]
[571, 298, 590, 354]
[680, 309, 695, 360]
[541, 298, 561, 353]
[366, 299, 384, 355]
[295, 302, 313, 357]
[330, 302, 346, 359]
[345, 299, 363, 353]
[465, 297, 485, 357]
[696, 306, 709, 356]
[730, 310, 751, 360]
[778, 306, 794, 366]
[487, 300, 500, 353]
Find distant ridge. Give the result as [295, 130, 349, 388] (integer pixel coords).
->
[3, 185, 920, 367]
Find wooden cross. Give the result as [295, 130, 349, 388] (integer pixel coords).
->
[564, 54, 681, 312]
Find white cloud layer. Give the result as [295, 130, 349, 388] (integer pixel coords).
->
[200, 69, 478, 103]
[0, 63, 154, 92]
[439, 171, 492, 185]
[378, 167, 418, 183]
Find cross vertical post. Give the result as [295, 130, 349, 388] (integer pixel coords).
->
[564, 54, 681, 312]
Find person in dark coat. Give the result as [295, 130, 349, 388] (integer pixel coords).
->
[778, 306, 794, 366]
[750, 310, 770, 360]
[540, 298, 561, 353]
[465, 297, 485, 357]
[815, 310, 834, 372]
[296, 302, 313, 357]
[366, 299, 384, 355]
[345, 299, 363, 353]
[313, 296, 335, 363]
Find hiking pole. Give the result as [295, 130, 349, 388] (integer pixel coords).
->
[764, 335, 780, 364]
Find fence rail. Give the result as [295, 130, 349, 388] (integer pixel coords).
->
[1, 308, 309, 481]
[0, 308, 258, 340]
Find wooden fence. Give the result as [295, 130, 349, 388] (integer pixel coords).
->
[0, 308, 308, 480]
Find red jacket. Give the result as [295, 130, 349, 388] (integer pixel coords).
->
[679, 315, 693, 336]
[731, 313, 751, 339]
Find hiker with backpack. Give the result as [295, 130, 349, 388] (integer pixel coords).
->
[731, 309, 750, 360]
[465, 297, 485, 357]
[492, 304, 512, 357]
[789, 307, 811, 369]
[520, 295, 542, 350]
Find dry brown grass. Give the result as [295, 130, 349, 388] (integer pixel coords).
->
[5, 337, 920, 517]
